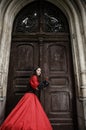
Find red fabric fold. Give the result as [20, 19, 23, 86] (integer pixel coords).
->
[0, 93, 53, 130]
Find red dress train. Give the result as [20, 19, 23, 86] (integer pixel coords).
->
[0, 75, 53, 130]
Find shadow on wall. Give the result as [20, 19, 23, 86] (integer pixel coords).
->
[0, 97, 6, 125]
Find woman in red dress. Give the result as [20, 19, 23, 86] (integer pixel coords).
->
[0, 67, 53, 130]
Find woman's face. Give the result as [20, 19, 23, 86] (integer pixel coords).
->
[36, 68, 41, 76]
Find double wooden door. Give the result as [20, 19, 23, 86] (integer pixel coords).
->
[6, 34, 77, 130]
[6, 1, 78, 130]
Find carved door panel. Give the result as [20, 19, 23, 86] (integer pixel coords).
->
[40, 40, 76, 130]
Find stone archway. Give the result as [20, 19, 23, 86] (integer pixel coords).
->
[0, 0, 86, 129]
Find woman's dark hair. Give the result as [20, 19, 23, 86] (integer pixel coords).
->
[33, 67, 41, 75]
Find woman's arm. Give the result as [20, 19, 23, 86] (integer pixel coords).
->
[29, 75, 39, 89]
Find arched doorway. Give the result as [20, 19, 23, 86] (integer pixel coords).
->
[6, 1, 78, 130]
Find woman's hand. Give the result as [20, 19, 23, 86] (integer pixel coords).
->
[36, 87, 39, 90]
[43, 80, 49, 87]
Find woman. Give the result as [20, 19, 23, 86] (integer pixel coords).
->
[29, 67, 49, 96]
[0, 67, 53, 130]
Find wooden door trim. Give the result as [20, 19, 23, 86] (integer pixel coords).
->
[12, 33, 69, 42]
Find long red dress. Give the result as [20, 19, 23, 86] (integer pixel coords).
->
[0, 75, 53, 130]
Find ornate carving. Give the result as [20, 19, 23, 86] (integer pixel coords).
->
[15, 13, 38, 33]
[13, 1, 68, 33]
[44, 13, 63, 32]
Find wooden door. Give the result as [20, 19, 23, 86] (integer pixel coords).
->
[6, 1, 78, 130]
[6, 40, 39, 116]
[40, 37, 77, 130]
